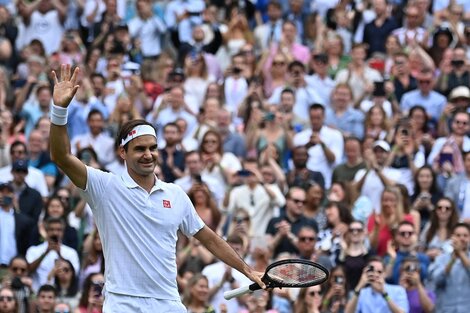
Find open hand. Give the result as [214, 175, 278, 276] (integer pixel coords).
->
[52, 64, 80, 108]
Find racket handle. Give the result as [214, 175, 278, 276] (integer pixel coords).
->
[223, 283, 259, 300]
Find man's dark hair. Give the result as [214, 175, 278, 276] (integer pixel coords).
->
[163, 122, 180, 133]
[344, 136, 362, 145]
[309, 103, 325, 113]
[267, 0, 281, 10]
[8, 255, 28, 267]
[87, 109, 103, 121]
[90, 72, 106, 83]
[184, 150, 199, 161]
[10, 141, 28, 156]
[453, 222, 470, 233]
[288, 60, 305, 72]
[117, 119, 157, 151]
[37, 284, 57, 297]
[366, 255, 385, 267]
[44, 216, 66, 230]
[281, 87, 295, 97]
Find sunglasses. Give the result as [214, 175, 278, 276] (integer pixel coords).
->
[12, 267, 27, 273]
[203, 139, 218, 144]
[308, 290, 322, 296]
[349, 228, 363, 234]
[0, 296, 14, 302]
[418, 80, 431, 84]
[399, 231, 414, 238]
[273, 61, 285, 66]
[291, 198, 306, 205]
[437, 205, 451, 212]
[298, 236, 316, 243]
[454, 120, 468, 125]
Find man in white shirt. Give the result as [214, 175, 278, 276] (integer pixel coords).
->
[26, 217, 80, 292]
[0, 141, 48, 197]
[128, 0, 166, 58]
[354, 140, 401, 213]
[293, 104, 344, 188]
[254, 1, 283, 52]
[71, 109, 115, 167]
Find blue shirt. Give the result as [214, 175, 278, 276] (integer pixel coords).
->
[430, 250, 470, 313]
[400, 90, 446, 123]
[356, 284, 409, 313]
[325, 107, 365, 139]
[385, 251, 430, 284]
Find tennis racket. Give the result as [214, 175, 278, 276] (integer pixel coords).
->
[224, 259, 329, 300]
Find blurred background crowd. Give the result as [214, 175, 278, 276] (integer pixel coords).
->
[0, 0, 469, 311]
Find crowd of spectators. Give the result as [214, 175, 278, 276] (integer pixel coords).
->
[0, 0, 469, 312]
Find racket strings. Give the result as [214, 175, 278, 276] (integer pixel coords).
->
[267, 263, 327, 286]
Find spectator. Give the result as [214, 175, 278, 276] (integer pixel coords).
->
[335, 43, 382, 106]
[30, 196, 79, 252]
[187, 183, 221, 232]
[368, 187, 414, 256]
[321, 266, 348, 313]
[392, 4, 428, 49]
[400, 67, 446, 125]
[332, 137, 366, 183]
[293, 285, 323, 313]
[408, 106, 434, 158]
[325, 83, 365, 139]
[10, 159, 43, 223]
[26, 217, 80, 293]
[226, 159, 285, 237]
[436, 47, 470, 97]
[287, 145, 325, 190]
[49, 258, 79, 308]
[30, 284, 56, 313]
[75, 273, 104, 313]
[293, 104, 344, 189]
[325, 32, 350, 79]
[0, 287, 18, 313]
[398, 256, 435, 313]
[443, 148, 470, 222]
[305, 53, 335, 107]
[419, 197, 459, 262]
[328, 181, 373, 224]
[430, 223, 470, 312]
[0, 182, 33, 265]
[384, 221, 430, 285]
[294, 226, 332, 270]
[410, 165, 442, 230]
[363, 0, 398, 56]
[79, 228, 104, 287]
[345, 256, 409, 313]
[70, 110, 115, 167]
[202, 234, 252, 313]
[217, 108, 247, 159]
[0, 256, 33, 313]
[158, 122, 185, 183]
[354, 140, 401, 212]
[390, 52, 418, 103]
[337, 220, 370, 292]
[266, 187, 317, 258]
[304, 183, 327, 230]
[182, 274, 215, 313]
[438, 86, 470, 138]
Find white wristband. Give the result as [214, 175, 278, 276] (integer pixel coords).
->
[50, 104, 68, 125]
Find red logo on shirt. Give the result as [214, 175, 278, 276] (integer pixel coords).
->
[163, 200, 171, 208]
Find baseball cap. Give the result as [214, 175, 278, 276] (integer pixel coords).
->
[373, 140, 390, 152]
[12, 159, 29, 172]
[449, 86, 470, 101]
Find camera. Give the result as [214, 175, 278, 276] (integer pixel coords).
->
[334, 276, 344, 284]
[93, 282, 104, 297]
[232, 67, 242, 75]
[263, 112, 275, 122]
[405, 264, 417, 273]
[11, 277, 24, 290]
[366, 265, 375, 273]
[50, 235, 59, 243]
[401, 128, 409, 136]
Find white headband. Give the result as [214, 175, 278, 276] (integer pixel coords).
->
[121, 125, 157, 146]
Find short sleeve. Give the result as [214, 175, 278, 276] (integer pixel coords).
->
[178, 187, 205, 237]
[82, 166, 114, 213]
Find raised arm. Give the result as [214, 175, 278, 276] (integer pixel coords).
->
[49, 64, 87, 189]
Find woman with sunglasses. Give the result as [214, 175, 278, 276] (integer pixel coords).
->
[337, 221, 370, 292]
[199, 130, 241, 191]
[293, 285, 323, 313]
[0, 287, 18, 313]
[419, 197, 459, 262]
[49, 258, 79, 309]
[75, 273, 104, 313]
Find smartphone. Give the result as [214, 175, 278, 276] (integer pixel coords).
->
[334, 276, 344, 284]
[50, 235, 59, 243]
[373, 81, 386, 97]
[439, 153, 453, 166]
[93, 283, 103, 297]
[405, 264, 417, 273]
[263, 112, 275, 121]
[236, 169, 253, 177]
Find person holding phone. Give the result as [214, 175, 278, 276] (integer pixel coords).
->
[26, 217, 80, 293]
[345, 256, 409, 313]
[398, 256, 435, 313]
[75, 273, 105, 313]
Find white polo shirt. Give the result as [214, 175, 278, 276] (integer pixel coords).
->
[82, 166, 205, 300]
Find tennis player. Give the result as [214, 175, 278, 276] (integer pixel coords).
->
[49, 64, 265, 312]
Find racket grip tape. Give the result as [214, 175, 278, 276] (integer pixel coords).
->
[223, 283, 260, 300]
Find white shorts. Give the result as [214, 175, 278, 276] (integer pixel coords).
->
[103, 292, 187, 313]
